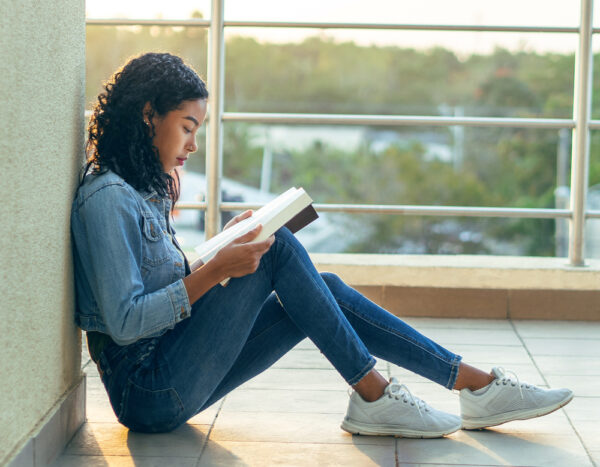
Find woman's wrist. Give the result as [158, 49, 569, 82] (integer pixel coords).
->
[183, 258, 227, 304]
[203, 258, 227, 284]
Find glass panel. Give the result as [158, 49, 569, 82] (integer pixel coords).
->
[224, 0, 579, 27]
[586, 219, 600, 259]
[224, 30, 576, 118]
[591, 37, 600, 120]
[86, 0, 210, 20]
[220, 122, 570, 202]
[313, 214, 560, 256]
[86, 25, 208, 108]
[590, 131, 600, 188]
[176, 122, 570, 254]
[588, 132, 600, 260]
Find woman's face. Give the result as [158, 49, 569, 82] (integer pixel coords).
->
[149, 98, 208, 173]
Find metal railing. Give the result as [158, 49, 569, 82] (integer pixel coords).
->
[87, 0, 597, 265]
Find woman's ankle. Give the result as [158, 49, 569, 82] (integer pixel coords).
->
[352, 369, 388, 402]
[454, 362, 495, 391]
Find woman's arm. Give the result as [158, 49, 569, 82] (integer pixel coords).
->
[73, 184, 193, 345]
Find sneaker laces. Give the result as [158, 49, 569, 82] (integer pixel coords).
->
[493, 367, 532, 399]
[386, 377, 429, 420]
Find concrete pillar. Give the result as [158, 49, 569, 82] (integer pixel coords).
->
[0, 0, 86, 464]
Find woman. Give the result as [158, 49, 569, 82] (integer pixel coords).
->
[71, 52, 572, 436]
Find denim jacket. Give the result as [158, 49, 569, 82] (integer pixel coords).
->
[71, 169, 192, 345]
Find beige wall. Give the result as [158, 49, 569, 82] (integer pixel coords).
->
[0, 0, 85, 463]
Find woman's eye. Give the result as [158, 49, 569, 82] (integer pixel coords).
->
[184, 127, 191, 134]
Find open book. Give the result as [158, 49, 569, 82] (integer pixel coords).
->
[195, 187, 318, 285]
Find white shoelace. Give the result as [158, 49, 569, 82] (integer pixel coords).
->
[386, 378, 429, 420]
[494, 367, 533, 400]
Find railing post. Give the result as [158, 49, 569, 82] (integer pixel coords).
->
[205, 0, 225, 239]
[569, 0, 594, 266]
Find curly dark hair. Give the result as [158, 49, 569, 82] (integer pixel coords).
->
[83, 52, 208, 203]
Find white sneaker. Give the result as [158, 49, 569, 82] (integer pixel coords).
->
[460, 367, 573, 430]
[341, 377, 462, 438]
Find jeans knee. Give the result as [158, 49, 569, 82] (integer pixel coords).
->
[274, 226, 306, 254]
[320, 272, 343, 290]
[274, 226, 295, 243]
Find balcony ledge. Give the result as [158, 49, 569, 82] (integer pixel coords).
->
[310, 254, 600, 290]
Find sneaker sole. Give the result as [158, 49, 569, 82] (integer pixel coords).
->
[461, 392, 574, 430]
[341, 417, 462, 438]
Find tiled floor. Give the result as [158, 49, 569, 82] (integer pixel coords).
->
[53, 318, 599, 466]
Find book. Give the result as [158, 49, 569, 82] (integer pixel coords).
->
[194, 187, 318, 285]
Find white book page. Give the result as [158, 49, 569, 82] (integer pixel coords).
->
[194, 187, 302, 262]
[193, 187, 313, 286]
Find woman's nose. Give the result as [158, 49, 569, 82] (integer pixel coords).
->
[188, 138, 198, 153]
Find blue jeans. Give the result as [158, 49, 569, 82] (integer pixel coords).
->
[96, 227, 462, 433]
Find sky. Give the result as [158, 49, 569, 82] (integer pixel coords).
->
[86, 0, 600, 55]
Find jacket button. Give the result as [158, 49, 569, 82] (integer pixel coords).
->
[180, 306, 186, 319]
[175, 262, 182, 267]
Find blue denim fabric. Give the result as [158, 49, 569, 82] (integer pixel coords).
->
[96, 227, 462, 433]
[71, 170, 191, 345]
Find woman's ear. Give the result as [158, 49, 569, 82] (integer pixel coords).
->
[142, 102, 153, 125]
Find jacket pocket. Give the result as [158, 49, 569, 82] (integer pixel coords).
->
[140, 213, 171, 268]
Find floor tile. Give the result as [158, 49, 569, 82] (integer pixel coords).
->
[295, 338, 318, 350]
[395, 429, 592, 466]
[532, 355, 600, 376]
[389, 362, 545, 386]
[544, 375, 600, 397]
[402, 317, 514, 331]
[415, 328, 522, 346]
[563, 396, 600, 421]
[70, 318, 599, 467]
[85, 375, 118, 423]
[513, 320, 600, 339]
[238, 368, 348, 391]
[210, 411, 393, 446]
[446, 344, 532, 365]
[199, 440, 396, 467]
[273, 349, 387, 371]
[220, 388, 349, 414]
[52, 454, 197, 466]
[64, 422, 208, 457]
[522, 337, 600, 357]
[475, 409, 574, 435]
[187, 400, 223, 426]
[569, 420, 600, 451]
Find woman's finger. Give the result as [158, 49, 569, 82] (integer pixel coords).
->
[233, 224, 262, 244]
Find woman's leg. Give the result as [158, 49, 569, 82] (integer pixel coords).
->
[193, 292, 305, 412]
[320, 272, 462, 389]
[118, 227, 377, 431]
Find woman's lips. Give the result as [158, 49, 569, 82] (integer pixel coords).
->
[177, 157, 187, 166]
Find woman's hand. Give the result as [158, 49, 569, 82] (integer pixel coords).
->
[223, 209, 253, 231]
[182, 223, 274, 304]
[213, 224, 274, 279]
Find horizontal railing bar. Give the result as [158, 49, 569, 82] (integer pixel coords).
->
[587, 210, 600, 219]
[86, 18, 586, 34]
[223, 112, 575, 129]
[588, 120, 600, 129]
[85, 109, 577, 130]
[225, 21, 581, 33]
[176, 202, 573, 219]
[85, 108, 578, 130]
[86, 18, 210, 27]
